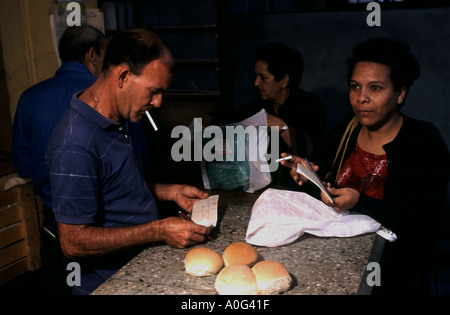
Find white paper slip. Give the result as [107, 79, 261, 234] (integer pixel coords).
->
[191, 195, 219, 228]
[296, 160, 335, 204]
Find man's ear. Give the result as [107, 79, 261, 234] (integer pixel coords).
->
[88, 47, 96, 62]
[281, 74, 290, 89]
[116, 66, 131, 88]
[83, 47, 97, 75]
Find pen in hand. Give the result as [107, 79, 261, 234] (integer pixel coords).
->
[178, 210, 214, 241]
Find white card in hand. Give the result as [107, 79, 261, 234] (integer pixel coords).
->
[191, 195, 219, 228]
[296, 161, 335, 204]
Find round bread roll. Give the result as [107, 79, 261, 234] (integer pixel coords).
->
[215, 265, 259, 295]
[222, 242, 259, 267]
[251, 260, 292, 295]
[185, 246, 224, 277]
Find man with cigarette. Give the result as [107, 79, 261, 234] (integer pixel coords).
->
[45, 29, 211, 295]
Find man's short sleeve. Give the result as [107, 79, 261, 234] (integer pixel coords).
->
[47, 145, 100, 224]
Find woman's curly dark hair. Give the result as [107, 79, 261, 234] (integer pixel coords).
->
[347, 38, 420, 107]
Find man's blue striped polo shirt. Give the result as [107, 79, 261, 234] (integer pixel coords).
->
[46, 91, 158, 228]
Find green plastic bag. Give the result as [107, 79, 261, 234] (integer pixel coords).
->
[203, 129, 250, 191]
[200, 110, 272, 193]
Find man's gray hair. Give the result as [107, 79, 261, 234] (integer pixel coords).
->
[58, 24, 105, 63]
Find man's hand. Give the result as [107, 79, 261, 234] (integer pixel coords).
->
[152, 184, 209, 213]
[172, 185, 209, 213]
[159, 217, 211, 249]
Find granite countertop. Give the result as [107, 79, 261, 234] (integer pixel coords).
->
[93, 195, 382, 295]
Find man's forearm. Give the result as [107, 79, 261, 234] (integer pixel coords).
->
[58, 220, 164, 258]
[58, 216, 209, 258]
[149, 183, 181, 201]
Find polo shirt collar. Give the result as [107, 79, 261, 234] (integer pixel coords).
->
[56, 61, 95, 78]
[71, 90, 124, 130]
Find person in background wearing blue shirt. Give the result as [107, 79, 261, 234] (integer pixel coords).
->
[11, 25, 107, 295]
[45, 29, 212, 295]
[12, 24, 107, 224]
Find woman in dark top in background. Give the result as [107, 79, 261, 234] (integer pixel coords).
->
[282, 38, 449, 294]
[238, 43, 326, 188]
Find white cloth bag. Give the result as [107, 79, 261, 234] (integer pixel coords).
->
[245, 189, 396, 247]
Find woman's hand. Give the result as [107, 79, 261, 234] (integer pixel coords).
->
[267, 114, 291, 148]
[266, 113, 285, 129]
[279, 153, 319, 186]
[322, 183, 360, 211]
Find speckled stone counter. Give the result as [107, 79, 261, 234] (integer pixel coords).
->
[92, 195, 384, 295]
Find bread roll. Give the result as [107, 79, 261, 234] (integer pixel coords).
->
[222, 242, 259, 267]
[185, 246, 224, 277]
[215, 265, 259, 295]
[251, 260, 292, 295]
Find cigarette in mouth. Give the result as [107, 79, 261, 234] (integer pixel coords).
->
[145, 111, 158, 131]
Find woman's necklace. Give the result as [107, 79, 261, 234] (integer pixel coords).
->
[273, 103, 281, 116]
